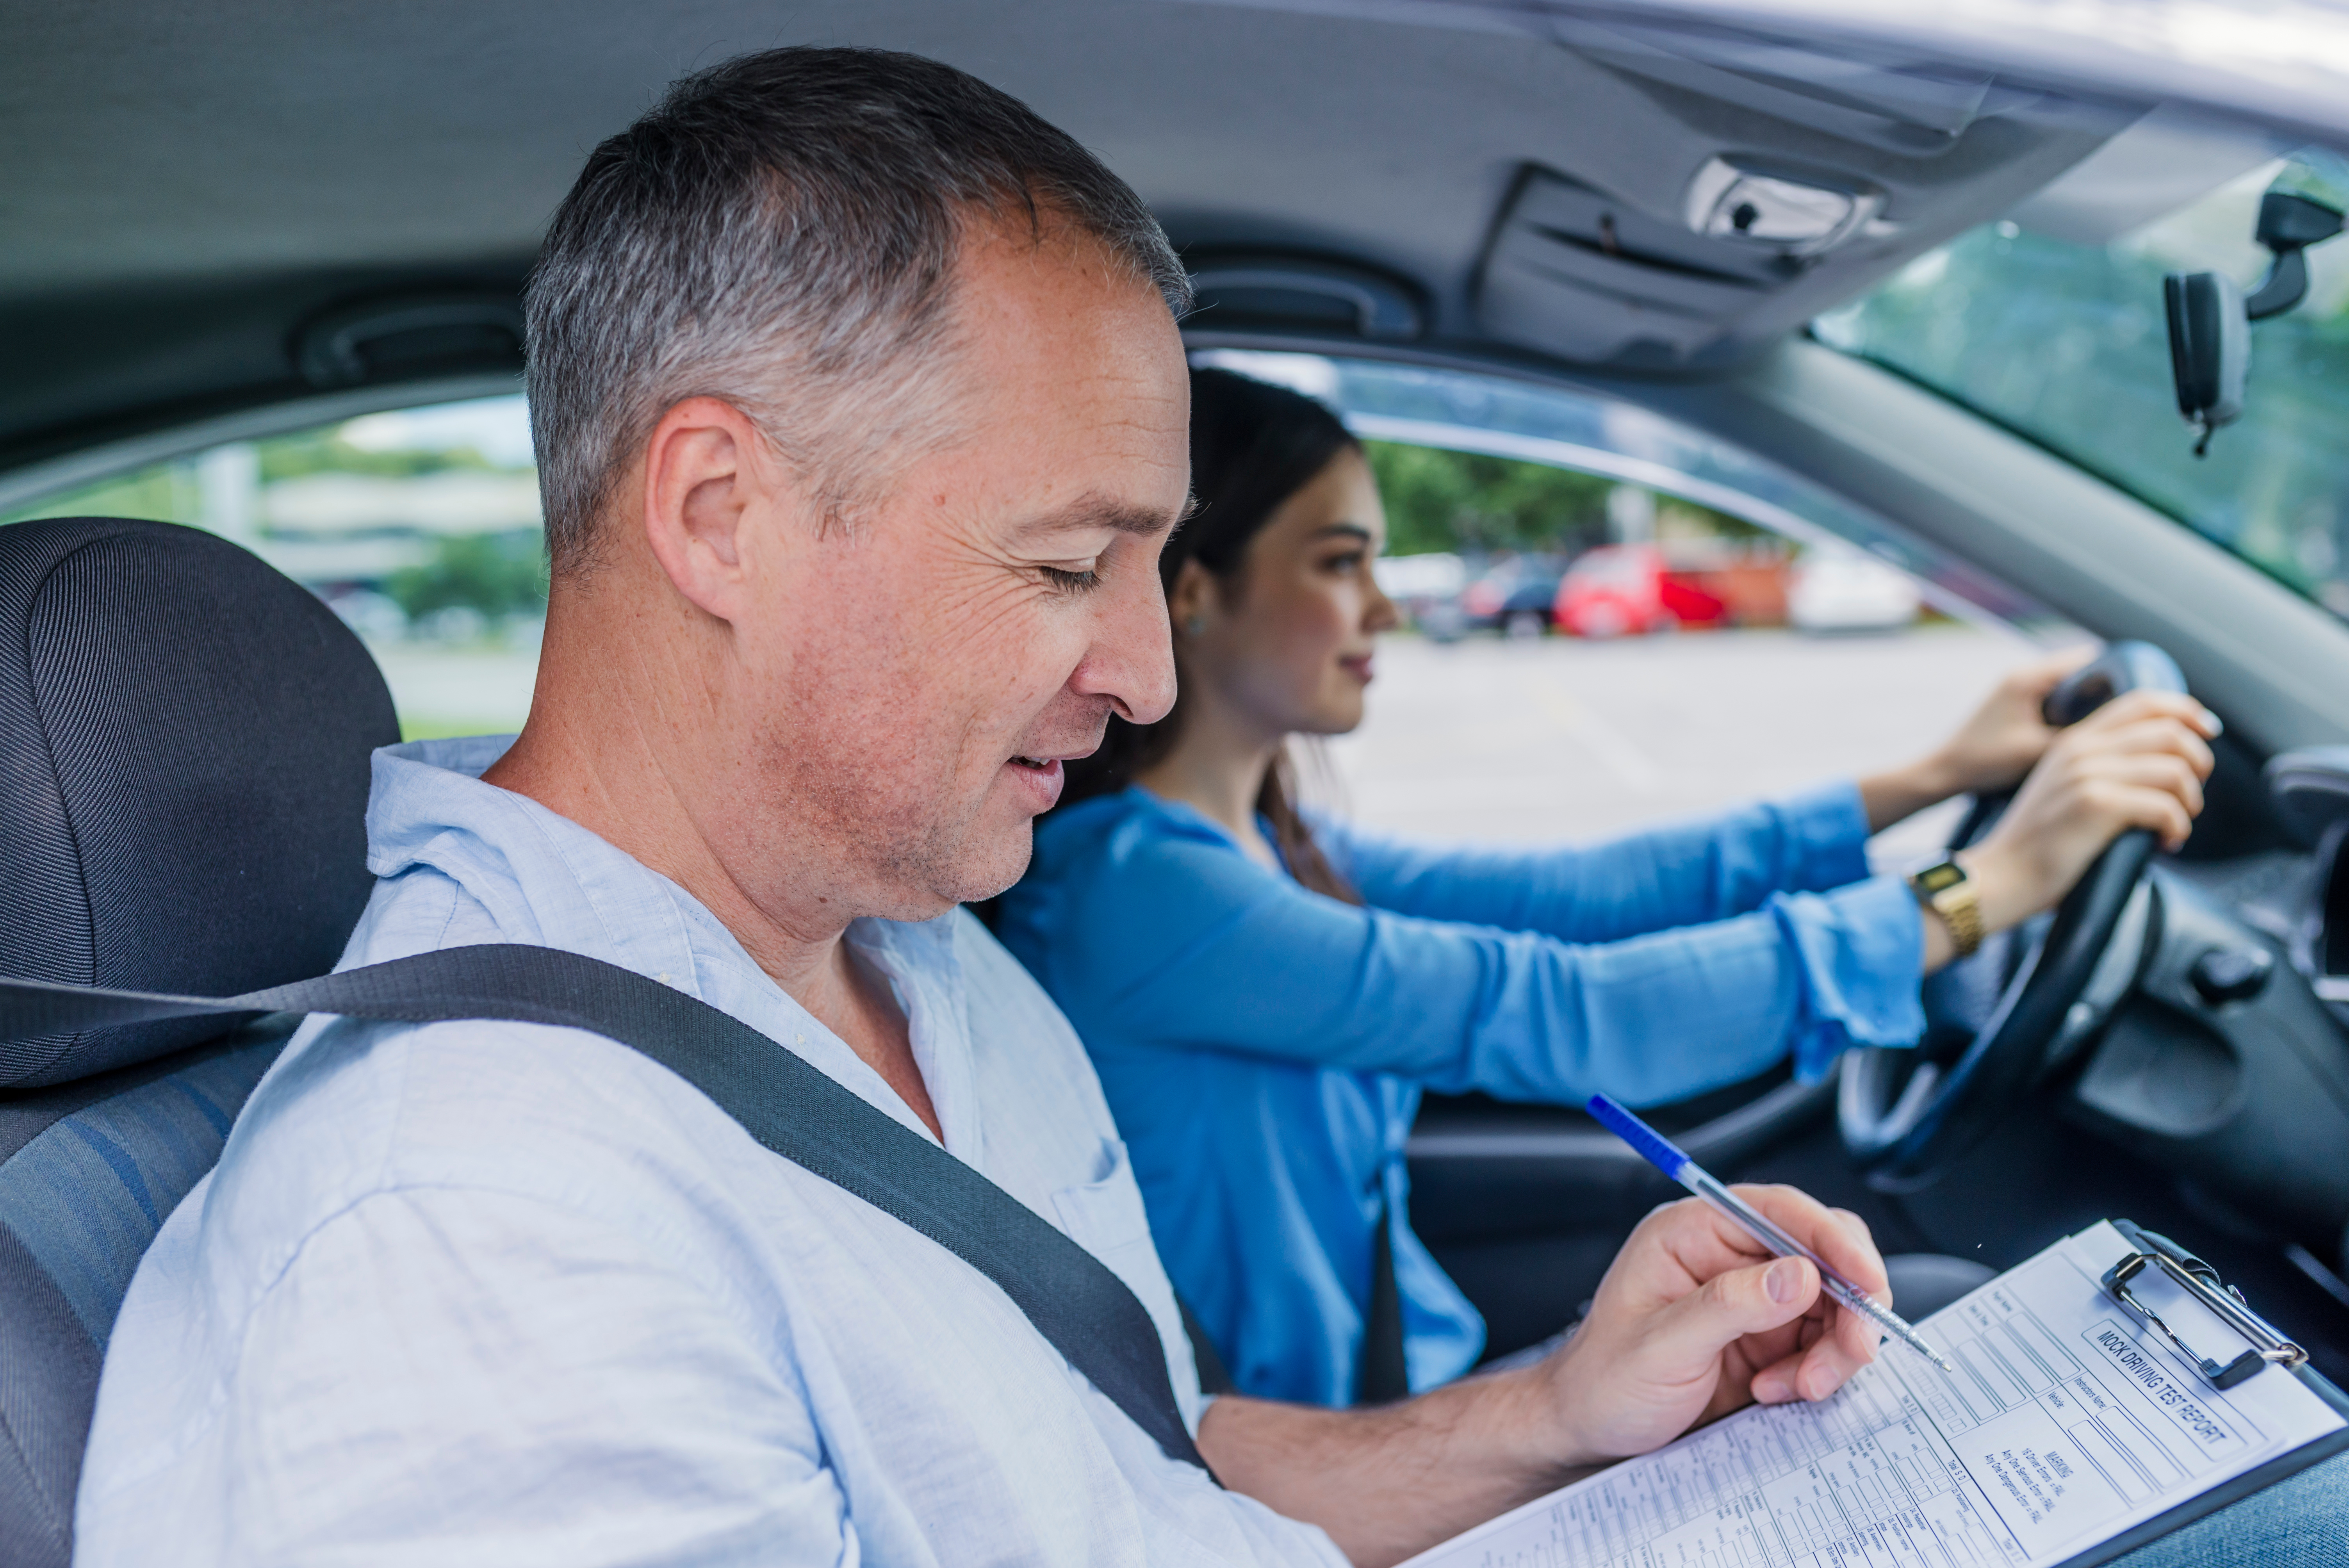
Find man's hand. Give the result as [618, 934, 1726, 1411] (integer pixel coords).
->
[1956, 687, 2218, 940]
[1200, 1185, 1891, 1567]
[1858, 649, 2094, 832]
[1540, 1187, 1887, 1467]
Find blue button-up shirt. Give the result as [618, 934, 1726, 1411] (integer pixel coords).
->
[995, 784, 1924, 1408]
[77, 739, 1341, 1567]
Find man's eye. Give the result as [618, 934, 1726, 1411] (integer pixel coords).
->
[1040, 565, 1102, 592]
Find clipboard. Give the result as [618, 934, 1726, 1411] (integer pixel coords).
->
[1403, 1218, 2349, 1568]
[2058, 1219, 2349, 1567]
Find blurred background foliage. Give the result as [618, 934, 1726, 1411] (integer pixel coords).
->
[384, 530, 548, 623]
[1366, 440, 1764, 557]
[1367, 442, 1614, 556]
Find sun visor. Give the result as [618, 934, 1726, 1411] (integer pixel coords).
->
[1544, 15, 2049, 156]
[2008, 106, 2294, 246]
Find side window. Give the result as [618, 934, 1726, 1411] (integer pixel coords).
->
[1192, 353, 2053, 875]
[0, 395, 543, 739]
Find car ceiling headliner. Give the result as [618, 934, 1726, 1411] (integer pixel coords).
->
[0, 0, 2157, 470]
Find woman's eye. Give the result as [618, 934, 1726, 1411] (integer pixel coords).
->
[1322, 551, 1367, 574]
[1040, 565, 1102, 592]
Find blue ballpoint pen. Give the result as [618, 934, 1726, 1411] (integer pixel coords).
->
[1586, 1094, 1957, 1375]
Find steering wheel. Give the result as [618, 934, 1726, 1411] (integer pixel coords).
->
[1837, 643, 2186, 1190]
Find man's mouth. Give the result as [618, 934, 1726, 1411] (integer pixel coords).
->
[1009, 754, 1054, 771]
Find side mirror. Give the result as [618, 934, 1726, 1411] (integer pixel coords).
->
[2164, 190, 2342, 457]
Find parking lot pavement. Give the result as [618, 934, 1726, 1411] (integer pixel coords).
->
[1317, 623, 2050, 871]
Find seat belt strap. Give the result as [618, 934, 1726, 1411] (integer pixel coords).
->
[1358, 1194, 1410, 1404]
[0, 944, 1207, 1472]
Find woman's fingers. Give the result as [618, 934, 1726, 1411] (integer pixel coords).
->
[2079, 751, 2207, 816]
[2085, 780, 2198, 849]
[2071, 689, 2221, 748]
[2075, 713, 2216, 778]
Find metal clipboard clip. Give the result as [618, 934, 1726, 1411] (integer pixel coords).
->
[2101, 1219, 2307, 1390]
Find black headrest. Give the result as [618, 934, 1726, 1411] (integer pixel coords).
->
[0, 518, 399, 1089]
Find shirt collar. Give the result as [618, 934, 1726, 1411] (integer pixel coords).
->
[361, 737, 984, 1162]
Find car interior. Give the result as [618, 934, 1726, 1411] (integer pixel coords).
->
[5, 4, 2349, 1565]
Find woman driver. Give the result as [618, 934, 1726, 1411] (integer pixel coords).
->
[994, 368, 2217, 1408]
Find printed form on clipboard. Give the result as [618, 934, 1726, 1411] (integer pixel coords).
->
[1404, 1222, 2347, 1568]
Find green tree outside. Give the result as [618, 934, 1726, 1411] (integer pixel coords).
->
[385, 530, 549, 625]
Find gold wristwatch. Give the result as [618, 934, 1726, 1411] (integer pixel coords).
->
[1909, 858, 1983, 959]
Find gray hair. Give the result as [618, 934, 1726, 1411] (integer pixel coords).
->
[525, 46, 1191, 573]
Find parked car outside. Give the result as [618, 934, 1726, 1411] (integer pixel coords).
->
[1788, 546, 1926, 634]
[1458, 551, 1567, 636]
[1372, 550, 1469, 639]
[1552, 543, 1748, 638]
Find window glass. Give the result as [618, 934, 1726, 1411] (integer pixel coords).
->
[6, 364, 2043, 870]
[1815, 153, 2349, 619]
[1196, 351, 2042, 866]
[0, 394, 544, 738]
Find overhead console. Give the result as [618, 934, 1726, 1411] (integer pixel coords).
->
[1481, 166, 1827, 364]
[1471, 15, 2135, 369]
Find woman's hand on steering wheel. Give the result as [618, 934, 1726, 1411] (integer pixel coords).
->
[1937, 688, 2219, 967]
[1860, 649, 2093, 831]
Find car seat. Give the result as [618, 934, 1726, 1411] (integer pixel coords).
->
[0, 517, 398, 1568]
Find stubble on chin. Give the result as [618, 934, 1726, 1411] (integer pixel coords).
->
[760, 731, 1030, 920]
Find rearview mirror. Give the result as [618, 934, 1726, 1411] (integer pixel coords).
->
[2164, 271, 2247, 457]
[2164, 189, 2343, 457]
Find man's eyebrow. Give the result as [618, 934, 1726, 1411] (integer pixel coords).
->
[1025, 493, 1191, 539]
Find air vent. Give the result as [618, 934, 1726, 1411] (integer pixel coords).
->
[1477, 169, 1780, 365]
[292, 292, 525, 389]
[1185, 254, 1423, 341]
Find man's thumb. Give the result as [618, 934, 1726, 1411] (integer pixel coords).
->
[1678, 1256, 1816, 1343]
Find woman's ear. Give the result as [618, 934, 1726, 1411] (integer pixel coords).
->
[1166, 558, 1219, 638]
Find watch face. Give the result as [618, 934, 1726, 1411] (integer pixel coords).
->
[1914, 861, 1968, 895]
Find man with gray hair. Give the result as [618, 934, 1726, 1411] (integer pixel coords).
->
[77, 47, 1891, 1566]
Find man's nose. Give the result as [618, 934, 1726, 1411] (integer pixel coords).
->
[1073, 572, 1177, 725]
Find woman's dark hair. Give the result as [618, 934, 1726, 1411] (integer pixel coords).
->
[1059, 366, 1363, 902]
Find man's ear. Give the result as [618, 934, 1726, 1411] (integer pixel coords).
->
[638, 396, 790, 622]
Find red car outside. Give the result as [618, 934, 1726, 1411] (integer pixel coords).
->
[1553, 545, 1731, 638]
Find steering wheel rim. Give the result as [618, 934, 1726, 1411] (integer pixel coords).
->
[1837, 643, 2184, 1189]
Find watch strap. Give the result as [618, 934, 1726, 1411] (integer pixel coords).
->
[1909, 859, 1983, 959]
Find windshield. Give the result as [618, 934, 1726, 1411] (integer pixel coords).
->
[1815, 153, 2349, 620]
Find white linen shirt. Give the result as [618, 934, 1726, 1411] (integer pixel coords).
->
[75, 737, 1342, 1568]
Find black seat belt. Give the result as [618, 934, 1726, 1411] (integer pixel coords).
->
[0, 943, 1207, 1472]
[1359, 1196, 1410, 1404]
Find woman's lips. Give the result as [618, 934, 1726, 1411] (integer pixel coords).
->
[1338, 654, 1375, 684]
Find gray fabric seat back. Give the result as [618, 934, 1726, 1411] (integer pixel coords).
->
[0, 517, 398, 1568]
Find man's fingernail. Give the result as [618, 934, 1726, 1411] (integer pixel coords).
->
[2201, 707, 2224, 736]
[1753, 1374, 1789, 1403]
[1766, 1259, 1802, 1304]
